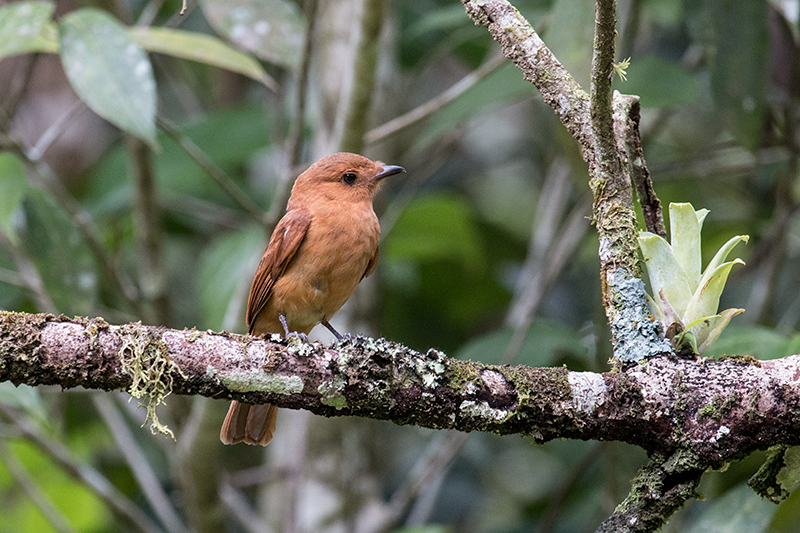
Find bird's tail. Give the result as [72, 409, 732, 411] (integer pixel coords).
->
[220, 400, 278, 446]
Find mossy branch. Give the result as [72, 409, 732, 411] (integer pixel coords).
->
[596, 451, 704, 533]
[2, 312, 800, 465]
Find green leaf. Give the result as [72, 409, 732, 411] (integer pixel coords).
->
[18, 189, 97, 315]
[418, 62, 533, 149]
[639, 231, 693, 315]
[129, 26, 278, 91]
[703, 325, 800, 360]
[201, 0, 305, 68]
[696, 234, 748, 299]
[59, 9, 156, 145]
[85, 104, 271, 215]
[685, 259, 744, 326]
[0, 152, 29, 243]
[695, 307, 744, 354]
[0, 1, 58, 60]
[668, 203, 706, 288]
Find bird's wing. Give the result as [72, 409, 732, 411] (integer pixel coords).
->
[246, 208, 312, 333]
[363, 244, 379, 280]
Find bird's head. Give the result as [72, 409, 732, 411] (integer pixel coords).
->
[289, 152, 405, 207]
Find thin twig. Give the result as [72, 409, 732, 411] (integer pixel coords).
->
[539, 442, 603, 533]
[136, 0, 167, 27]
[160, 193, 247, 229]
[377, 431, 469, 530]
[0, 437, 78, 533]
[93, 395, 188, 533]
[172, 396, 228, 532]
[460, 1, 591, 146]
[127, 136, 170, 325]
[378, 133, 460, 239]
[0, 405, 164, 533]
[364, 53, 506, 145]
[286, 0, 318, 168]
[506, 159, 573, 328]
[619, 98, 665, 237]
[503, 198, 592, 363]
[337, 0, 386, 154]
[26, 101, 87, 162]
[0, 267, 25, 287]
[219, 479, 273, 533]
[157, 117, 269, 227]
[589, 0, 620, 173]
[0, 231, 57, 314]
[0, 54, 38, 131]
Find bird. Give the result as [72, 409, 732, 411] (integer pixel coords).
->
[220, 152, 405, 445]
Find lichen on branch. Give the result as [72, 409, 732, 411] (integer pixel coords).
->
[118, 322, 184, 439]
[2, 312, 800, 465]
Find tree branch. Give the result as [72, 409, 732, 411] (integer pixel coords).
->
[621, 98, 666, 238]
[126, 136, 170, 326]
[461, 0, 591, 144]
[2, 312, 800, 467]
[338, 0, 386, 154]
[596, 451, 703, 533]
[463, 0, 670, 364]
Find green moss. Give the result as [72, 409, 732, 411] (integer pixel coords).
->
[445, 360, 482, 393]
[719, 354, 761, 366]
[697, 403, 718, 421]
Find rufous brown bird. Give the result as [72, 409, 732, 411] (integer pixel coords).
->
[220, 152, 405, 446]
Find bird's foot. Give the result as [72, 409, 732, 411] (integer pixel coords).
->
[280, 314, 309, 343]
[287, 331, 310, 343]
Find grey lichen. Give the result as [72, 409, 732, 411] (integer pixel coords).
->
[609, 269, 672, 363]
[415, 348, 447, 388]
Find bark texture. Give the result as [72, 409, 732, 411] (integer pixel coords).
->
[2, 312, 800, 467]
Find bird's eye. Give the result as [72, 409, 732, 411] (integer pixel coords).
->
[342, 173, 357, 185]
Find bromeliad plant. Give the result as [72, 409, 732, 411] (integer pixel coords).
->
[639, 203, 748, 355]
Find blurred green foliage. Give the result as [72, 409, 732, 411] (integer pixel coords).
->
[1, 0, 800, 531]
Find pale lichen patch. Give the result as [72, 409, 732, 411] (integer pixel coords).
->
[318, 375, 348, 410]
[459, 399, 509, 423]
[218, 372, 303, 395]
[567, 371, 607, 415]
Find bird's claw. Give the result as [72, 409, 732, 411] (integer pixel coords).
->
[286, 331, 309, 343]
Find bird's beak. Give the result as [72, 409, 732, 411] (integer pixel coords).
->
[371, 164, 405, 181]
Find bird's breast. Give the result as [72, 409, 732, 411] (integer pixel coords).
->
[270, 204, 380, 331]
